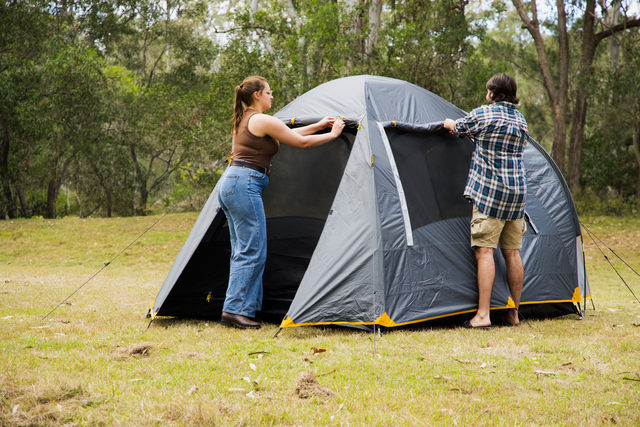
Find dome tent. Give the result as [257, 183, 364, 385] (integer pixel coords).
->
[147, 75, 590, 329]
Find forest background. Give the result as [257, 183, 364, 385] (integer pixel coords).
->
[2, 0, 640, 220]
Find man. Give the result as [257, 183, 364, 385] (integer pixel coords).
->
[443, 73, 529, 328]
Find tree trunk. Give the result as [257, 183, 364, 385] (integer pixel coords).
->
[552, 0, 570, 175]
[45, 178, 58, 219]
[137, 187, 149, 216]
[512, 0, 569, 173]
[14, 181, 30, 218]
[634, 98, 640, 205]
[600, 0, 622, 63]
[567, 0, 597, 190]
[285, 0, 309, 90]
[1, 120, 17, 219]
[365, 0, 383, 60]
[106, 190, 112, 218]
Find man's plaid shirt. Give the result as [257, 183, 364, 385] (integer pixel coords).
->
[454, 102, 529, 221]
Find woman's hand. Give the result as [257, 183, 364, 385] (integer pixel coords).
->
[317, 116, 336, 129]
[330, 118, 345, 137]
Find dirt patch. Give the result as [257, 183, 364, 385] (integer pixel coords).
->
[295, 370, 335, 400]
[116, 342, 155, 359]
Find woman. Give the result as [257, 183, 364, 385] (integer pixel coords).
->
[218, 76, 345, 329]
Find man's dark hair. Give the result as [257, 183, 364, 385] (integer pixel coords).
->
[486, 73, 520, 104]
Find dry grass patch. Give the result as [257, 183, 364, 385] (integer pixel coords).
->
[1, 214, 640, 426]
[0, 381, 96, 427]
[295, 370, 335, 400]
[116, 342, 156, 359]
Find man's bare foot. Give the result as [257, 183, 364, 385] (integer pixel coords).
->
[501, 309, 520, 326]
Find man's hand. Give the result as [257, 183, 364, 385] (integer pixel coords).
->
[443, 118, 456, 135]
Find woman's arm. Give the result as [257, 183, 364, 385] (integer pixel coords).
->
[291, 117, 335, 136]
[249, 115, 345, 149]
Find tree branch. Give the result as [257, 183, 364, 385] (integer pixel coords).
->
[511, 0, 558, 107]
[595, 18, 640, 45]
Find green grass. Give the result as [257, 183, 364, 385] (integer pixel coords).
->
[1, 214, 639, 426]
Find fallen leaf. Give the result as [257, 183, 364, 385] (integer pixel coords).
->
[12, 404, 19, 414]
[433, 375, 451, 380]
[187, 385, 199, 395]
[479, 363, 487, 368]
[129, 378, 143, 382]
[534, 371, 556, 376]
[246, 390, 257, 398]
[250, 363, 257, 372]
[242, 377, 251, 383]
[607, 308, 619, 312]
[2, 316, 14, 320]
[30, 325, 51, 329]
[312, 348, 327, 355]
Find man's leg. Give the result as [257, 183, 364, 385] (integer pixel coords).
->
[500, 248, 523, 325]
[469, 247, 495, 327]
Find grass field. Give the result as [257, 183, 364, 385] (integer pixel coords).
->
[1, 214, 639, 426]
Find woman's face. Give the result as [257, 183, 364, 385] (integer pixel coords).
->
[254, 82, 273, 111]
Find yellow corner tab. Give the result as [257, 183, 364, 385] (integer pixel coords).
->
[375, 312, 398, 327]
[572, 287, 582, 302]
[280, 315, 295, 328]
[506, 296, 515, 308]
[291, 118, 295, 125]
[392, 121, 396, 126]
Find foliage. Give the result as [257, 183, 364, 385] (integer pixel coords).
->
[1, 0, 639, 219]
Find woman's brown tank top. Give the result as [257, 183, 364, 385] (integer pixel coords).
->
[232, 109, 280, 169]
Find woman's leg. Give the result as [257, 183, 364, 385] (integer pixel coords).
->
[218, 166, 268, 318]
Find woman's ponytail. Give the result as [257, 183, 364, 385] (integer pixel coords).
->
[231, 76, 267, 135]
[232, 85, 245, 135]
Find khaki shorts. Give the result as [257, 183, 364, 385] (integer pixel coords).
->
[470, 206, 526, 249]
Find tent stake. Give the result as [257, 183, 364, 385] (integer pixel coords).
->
[273, 327, 283, 338]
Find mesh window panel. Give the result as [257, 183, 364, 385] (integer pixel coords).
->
[387, 129, 474, 229]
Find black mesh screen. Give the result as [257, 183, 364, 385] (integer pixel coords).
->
[387, 129, 474, 229]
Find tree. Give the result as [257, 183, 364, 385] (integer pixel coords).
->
[511, 0, 640, 188]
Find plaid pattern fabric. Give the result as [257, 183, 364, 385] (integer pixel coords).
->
[454, 102, 529, 221]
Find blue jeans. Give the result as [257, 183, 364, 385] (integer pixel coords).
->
[217, 165, 269, 317]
